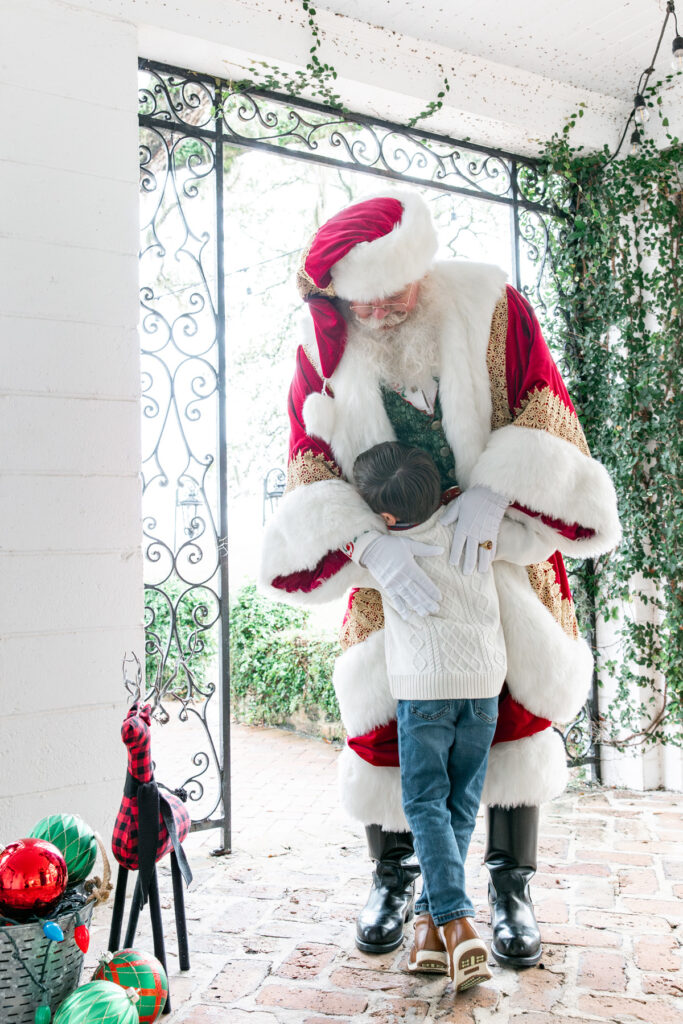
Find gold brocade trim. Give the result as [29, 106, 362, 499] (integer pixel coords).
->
[527, 561, 579, 639]
[486, 295, 512, 429]
[286, 450, 340, 493]
[514, 386, 591, 457]
[296, 238, 337, 300]
[339, 587, 385, 650]
[300, 337, 322, 376]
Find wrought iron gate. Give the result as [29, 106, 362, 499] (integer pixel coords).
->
[137, 59, 601, 851]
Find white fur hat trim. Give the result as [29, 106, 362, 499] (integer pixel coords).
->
[302, 391, 337, 443]
[330, 192, 438, 302]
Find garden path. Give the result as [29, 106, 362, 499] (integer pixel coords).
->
[85, 723, 683, 1023]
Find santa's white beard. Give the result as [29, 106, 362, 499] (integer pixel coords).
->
[344, 274, 442, 390]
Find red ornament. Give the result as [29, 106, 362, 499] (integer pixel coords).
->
[0, 838, 68, 918]
[74, 923, 90, 952]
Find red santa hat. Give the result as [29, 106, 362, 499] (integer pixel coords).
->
[297, 192, 438, 381]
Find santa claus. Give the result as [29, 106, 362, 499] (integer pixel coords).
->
[259, 193, 620, 967]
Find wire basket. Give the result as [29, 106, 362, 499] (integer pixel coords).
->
[0, 834, 111, 1024]
[0, 900, 96, 1023]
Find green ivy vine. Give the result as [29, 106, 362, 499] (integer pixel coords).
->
[535, 80, 682, 749]
[228, 0, 450, 126]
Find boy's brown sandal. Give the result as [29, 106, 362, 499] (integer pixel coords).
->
[407, 913, 449, 973]
[438, 916, 493, 992]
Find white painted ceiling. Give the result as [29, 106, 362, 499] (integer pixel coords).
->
[315, 0, 680, 100]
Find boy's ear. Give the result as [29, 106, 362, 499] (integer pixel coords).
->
[380, 511, 397, 526]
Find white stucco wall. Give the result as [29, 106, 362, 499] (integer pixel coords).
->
[0, 0, 142, 840]
[596, 590, 682, 793]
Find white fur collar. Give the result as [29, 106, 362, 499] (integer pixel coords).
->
[303, 261, 507, 484]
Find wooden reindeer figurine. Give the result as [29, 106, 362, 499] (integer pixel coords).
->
[108, 702, 193, 1014]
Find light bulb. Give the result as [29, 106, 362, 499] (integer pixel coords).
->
[634, 94, 649, 125]
[673, 36, 683, 71]
[42, 920, 64, 942]
[629, 129, 642, 155]
[74, 923, 90, 952]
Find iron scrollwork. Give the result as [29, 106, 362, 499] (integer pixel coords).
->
[555, 705, 599, 767]
[139, 61, 559, 211]
[138, 76, 227, 832]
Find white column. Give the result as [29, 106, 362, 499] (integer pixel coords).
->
[596, 580, 682, 792]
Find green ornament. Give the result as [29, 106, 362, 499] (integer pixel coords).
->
[93, 949, 168, 1022]
[29, 814, 97, 885]
[53, 981, 138, 1024]
[35, 1007, 51, 1024]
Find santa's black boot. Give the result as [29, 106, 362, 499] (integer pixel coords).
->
[485, 805, 542, 968]
[355, 825, 420, 954]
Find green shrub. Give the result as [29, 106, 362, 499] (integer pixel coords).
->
[229, 584, 340, 726]
[145, 576, 219, 698]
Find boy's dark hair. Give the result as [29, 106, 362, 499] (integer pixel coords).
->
[353, 442, 442, 525]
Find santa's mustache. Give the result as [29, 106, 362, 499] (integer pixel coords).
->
[352, 310, 408, 331]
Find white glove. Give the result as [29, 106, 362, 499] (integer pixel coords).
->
[440, 485, 509, 574]
[496, 516, 557, 566]
[355, 532, 443, 620]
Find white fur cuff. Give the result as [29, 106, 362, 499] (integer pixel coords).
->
[470, 425, 621, 557]
[259, 477, 384, 581]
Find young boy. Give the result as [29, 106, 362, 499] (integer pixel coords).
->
[352, 441, 506, 992]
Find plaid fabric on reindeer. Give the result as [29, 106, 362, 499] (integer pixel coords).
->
[111, 702, 192, 903]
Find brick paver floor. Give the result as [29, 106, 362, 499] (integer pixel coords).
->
[86, 723, 682, 1023]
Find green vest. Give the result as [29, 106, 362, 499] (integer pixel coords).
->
[381, 385, 458, 492]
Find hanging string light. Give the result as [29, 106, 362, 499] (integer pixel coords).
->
[629, 128, 643, 155]
[633, 93, 649, 124]
[673, 31, 683, 70]
[609, 0, 680, 161]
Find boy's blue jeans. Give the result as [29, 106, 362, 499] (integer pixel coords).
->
[397, 697, 498, 926]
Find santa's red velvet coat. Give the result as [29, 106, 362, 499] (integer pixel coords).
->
[260, 261, 620, 829]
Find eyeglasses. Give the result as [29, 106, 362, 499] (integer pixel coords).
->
[349, 283, 416, 320]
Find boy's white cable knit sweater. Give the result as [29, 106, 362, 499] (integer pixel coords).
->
[383, 510, 507, 700]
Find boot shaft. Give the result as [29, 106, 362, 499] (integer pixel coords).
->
[357, 826, 418, 955]
[365, 825, 420, 881]
[366, 824, 415, 862]
[485, 805, 542, 967]
[484, 805, 538, 879]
